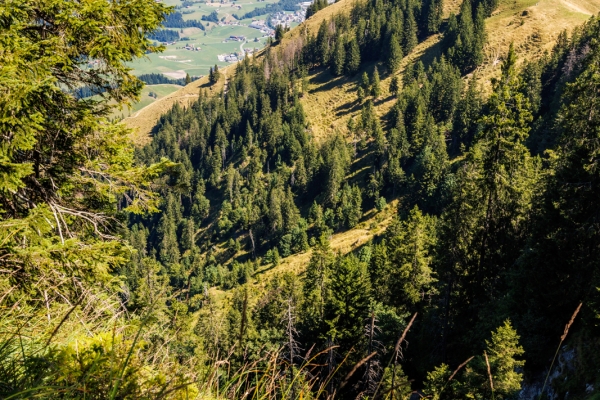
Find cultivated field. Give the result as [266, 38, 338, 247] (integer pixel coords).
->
[128, 0, 279, 78]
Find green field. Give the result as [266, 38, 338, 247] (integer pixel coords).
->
[128, 0, 278, 78]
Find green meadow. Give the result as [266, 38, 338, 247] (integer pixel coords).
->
[128, 0, 277, 78]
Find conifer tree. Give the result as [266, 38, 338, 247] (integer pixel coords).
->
[412, 120, 448, 199]
[429, 56, 463, 122]
[345, 36, 361, 75]
[481, 0, 499, 16]
[485, 320, 525, 398]
[440, 44, 537, 347]
[331, 37, 346, 76]
[357, 86, 366, 103]
[324, 254, 371, 351]
[387, 33, 404, 73]
[321, 134, 352, 204]
[425, 0, 443, 34]
[275, 25, 285, 41]
[403, 7, 418, 54]
[372, 207, 436, 308]
[473, 3, 486, 66]
[316, 20, 330, 66]
[452, 76, 483, 152]
[389, 75, 400, 97]
[444, 0, 485, 72]
[210, 64, 221, 84]
[302, 234, 334, 333]
[361, 71, 371, 94]
[371, 66, 381, 98]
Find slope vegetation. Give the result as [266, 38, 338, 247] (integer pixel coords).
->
[125, 0, 600, 143]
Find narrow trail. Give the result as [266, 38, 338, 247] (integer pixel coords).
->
[126, 93, 199, 120]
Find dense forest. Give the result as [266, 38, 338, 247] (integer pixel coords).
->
[163, 11, 206, 29]
[201, 11, 221, 23]
[138, 73, 195, 86]
[147, 28, 181, 43]
[2, 0, 600, 399]
[73, 74, 193, 99]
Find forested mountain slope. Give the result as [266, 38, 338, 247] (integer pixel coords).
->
[3, 0, 600, 398]
[123, 0, 600, 394]
[125, 0, 600, 140]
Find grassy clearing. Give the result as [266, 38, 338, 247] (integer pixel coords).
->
[476, 0, 600, 87]
[301, 35, 443, 142]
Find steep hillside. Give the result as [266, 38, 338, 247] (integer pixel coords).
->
[296, 0, 600, 139]
[125, 0, 600, 142]
[125, 68, 230, 145]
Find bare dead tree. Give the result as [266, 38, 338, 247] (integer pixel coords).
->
[281, 298, 302, 398]
[363, 310, 384, 396]
[282, 298, 302, 366]
[239, 287, 248, 352]
[326, 337, 337, 398]
[372, 313, 418, 399]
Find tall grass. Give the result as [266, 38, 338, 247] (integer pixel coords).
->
[0, 279, 354, 400]
[0, 285, 195, 399]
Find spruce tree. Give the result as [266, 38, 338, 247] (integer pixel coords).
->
[482, 0, 499, 16]
[357, 86, 365, 103]
[371, 66, 381, 98]
[440, 44, 537, 348]
[403, 7, 418, 54]
[331, 37, 346, 76]
[472, 3, 486, 66]
[389, 75, 400, 97]
[316, 20, 330, 66]
[275, 25, 285, 41]
[212, 64, 221, 83]
[425, 0, 443, 34]
[452, 76, 483, 152]
[485, 320, 525, 398]
[302, 234, 334, 334]
[361, 71, 371, 94]
[345, 36, 361, 75]
[387, 33, 404, 73]
[386, 207, 436, 308]
[324, 254, 371, 351]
